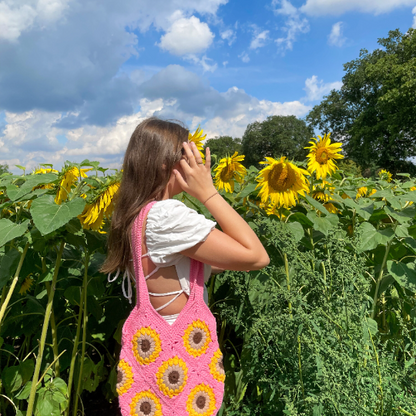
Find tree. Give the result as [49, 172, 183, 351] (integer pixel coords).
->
[241, 115, 314, 167]
[307, 29, 416, 174]
[203, 136, 242, 161]
[0, 163, 9, 175]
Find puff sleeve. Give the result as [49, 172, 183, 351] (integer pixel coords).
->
[145, 199, 216, 266]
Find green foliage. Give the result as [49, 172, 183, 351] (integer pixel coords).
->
[307, 29, 416, 174]
[204, 136, 242, 161]
[1, 160, 416, 416]
[337, 159, 362, 178]
[241, 115, 314, 167]
[0, 164, 10, 176]
[212, 219, 416, 415]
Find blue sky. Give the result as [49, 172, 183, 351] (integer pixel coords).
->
[0, 0, 415, 172]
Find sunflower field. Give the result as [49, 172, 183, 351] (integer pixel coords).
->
[1, 129, 416, 416]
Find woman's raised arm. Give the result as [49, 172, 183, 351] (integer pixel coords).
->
[174, 142, 270, 271]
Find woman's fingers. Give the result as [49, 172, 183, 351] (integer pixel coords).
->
[173, 168, 188, 190]
[182, 142, 197, 168]
[205, 147, 211, 170]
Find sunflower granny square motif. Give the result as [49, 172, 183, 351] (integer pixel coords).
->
[116, 202, 225, 416]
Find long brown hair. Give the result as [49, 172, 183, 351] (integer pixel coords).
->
[101, 117, 189, 275]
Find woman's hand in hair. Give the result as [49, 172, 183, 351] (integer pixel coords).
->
[173, 142, 217, 203]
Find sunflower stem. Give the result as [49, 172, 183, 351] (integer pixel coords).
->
[284, 253, 292, 317]
[0, 242, 29, 329]
[73, 251, 90, 416]
[26, 240, 65, 416]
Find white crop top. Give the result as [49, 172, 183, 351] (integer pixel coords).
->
[108, 199, 216, 324]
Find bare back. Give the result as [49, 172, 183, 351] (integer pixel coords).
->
[140, 213, 189, 316]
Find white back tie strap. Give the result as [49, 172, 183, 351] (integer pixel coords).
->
[107, 268, 133, 304]
[148, 289, 183, 296]
[144, 266, 159, 280]
[149, 290, 185, 312]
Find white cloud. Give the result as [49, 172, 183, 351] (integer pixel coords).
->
[273, 0, 310, 52]
[272, 0, 298, 16]
[250, 30, 269, 49]
[0, 2, 37, 41]
[186, 54, 218, 72]
[413, 6, 416, 27]
[0, 0, 228, 126]
[158, 16, 214, 56]
[220, 28, 236, 45]
[0, 0, 71, 41]
[303, 75, 342, 101]
[204, 93, 310, 138]
[301, 0, 416, 16]
[1, 66, 312, 171]
[239, 51, 250, 63]
[328, 21, 346, 47]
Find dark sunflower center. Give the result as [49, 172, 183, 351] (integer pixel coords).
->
[168, 370, 180, 384]
[316, 148, 329, 164]
[141, 339, 151, 352]
[140, 401, 152, 415]
[117, 371, 123, 384]
[268, 163, 296, 192]
[220, 163, 234, 182]
[193, 332, 203, 344]
[196, 395, 206, 409]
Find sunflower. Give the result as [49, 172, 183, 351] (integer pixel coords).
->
[255, 156, 309, 209]
[33, 167, 59, 190]
[311, 180, 336, 204]
[34, 167, 58, 174]
[305, 133, 344, 179]
[323, 202, 339, 214]
[78, 182, 120, 232]
[406, 186, 416, 206]
[55, 167, 91, 204]
[378, 169, 392, 183]
[189, 126, 206, 162]
[214, 152, 247, 193]
[356, 186, 377, 199]
[19, 275, 34, 295]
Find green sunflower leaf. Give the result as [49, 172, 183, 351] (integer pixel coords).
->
[30, 195, 85, 236]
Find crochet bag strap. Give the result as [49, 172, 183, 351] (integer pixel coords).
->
[131, 201, 157, 308]
[189, 256, 205, 303]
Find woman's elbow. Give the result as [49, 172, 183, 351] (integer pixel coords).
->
[249, 250, 270, 270]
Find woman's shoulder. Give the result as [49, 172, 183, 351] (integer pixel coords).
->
[146, 198, 216, 239]
[145, 199, 216, 264]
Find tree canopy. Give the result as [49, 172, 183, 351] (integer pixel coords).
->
[241, 115, 314, 167]
[0, 164, 10, 175]
[203, 136, 242, 161]
[307, 29, 416, 174]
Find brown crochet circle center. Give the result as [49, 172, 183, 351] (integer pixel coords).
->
[117, 370, 123, 384]
[139, 401, 151, 415]
[141, 339, 151, 352]
[196, 395, 206, 409]
[168, 370, 180, 384]
[193, 332, 202, 344]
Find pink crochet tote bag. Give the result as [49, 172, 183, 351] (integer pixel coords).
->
[116, 201, 225, 416]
